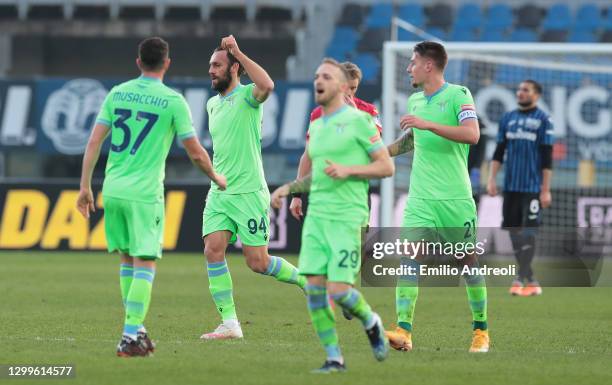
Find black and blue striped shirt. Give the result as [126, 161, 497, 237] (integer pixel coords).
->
[497, 107, 554, 193]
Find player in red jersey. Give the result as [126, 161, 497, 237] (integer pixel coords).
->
[290, 61, 382, 220]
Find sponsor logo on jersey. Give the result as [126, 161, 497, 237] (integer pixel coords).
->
[41, 79, 108, 155]
[506, 129, 537, 141]
[370, 133, 380, 143]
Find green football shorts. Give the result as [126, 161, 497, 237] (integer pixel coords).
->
[299, 215, 365, 284]
[402, 197, 478, 244]
[103, 196, 164, 259]
[202, 188, 270, 247]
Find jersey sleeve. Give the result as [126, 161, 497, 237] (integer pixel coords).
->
[452, 86, 478, 124]
[173, 95, 196, 141]
[539, 115, 555, 145]
[356, 114, 384, 154]
[243, 83, 263, 109]
[368, 104, 383, 133]
[95, 88, 114, 127]
[497, 113, 509, 143]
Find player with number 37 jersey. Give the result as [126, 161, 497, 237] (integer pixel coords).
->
[97, 76, 196, 203]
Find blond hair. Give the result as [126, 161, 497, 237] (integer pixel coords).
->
[342, 61, 362, 82]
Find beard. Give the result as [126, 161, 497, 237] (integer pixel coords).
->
[518, 100, 533, 107]
[212, 69, 232, 93]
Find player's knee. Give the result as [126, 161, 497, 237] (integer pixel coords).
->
[245, 254, 268, 273]
[204, 242, 225, 262]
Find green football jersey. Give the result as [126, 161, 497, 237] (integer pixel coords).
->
[407, 83, 477, 200]
[307, 105, 384, 223]
[207, 83, 266, 194]
[96, 76, 195, 203]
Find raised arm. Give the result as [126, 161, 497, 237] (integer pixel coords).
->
[221, 35, 274, 103]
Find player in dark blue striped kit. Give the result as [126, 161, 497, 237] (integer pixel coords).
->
[487, 80, 554, 297]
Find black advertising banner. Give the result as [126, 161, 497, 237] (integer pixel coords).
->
[0, 182, 300, 253]
[1, 182, 611, 255]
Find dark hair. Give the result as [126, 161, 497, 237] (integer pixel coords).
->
[413, 41, 448, 71]
[214, 46, 245, 76]
[342, 61, 362, 82]
[321, 57, 350, 82]
[523, 79, 543, 95]
[138, 37, 169, 71]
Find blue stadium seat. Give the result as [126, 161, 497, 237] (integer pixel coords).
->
[365, 3, 394, 28]
[325, 26, 359, 61]
[485, 4, 513, 29]
[573, 4, 602, 31]
[330, 26, 359, 46]
[398, 28, 421, 41]
[542, 3, 571, 30]
[324, 45, 352, 61]
[397, 4, 424, 28]
[568, 29, 598, 43]
[510, 28, 538, 42]
[603, 6, 612, 29]
[353, 53, 381, 83]
[450, 27, 479, 41]
[427, 27, 448, 41]
[454, 3, 482, 31]
[479, 27, 508, 42]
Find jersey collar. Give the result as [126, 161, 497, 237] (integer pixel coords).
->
[322, 104, 349, 123]
[424, 82, 448, 103]
[138, 75, 162, 82]
[219, 83, 243, 100]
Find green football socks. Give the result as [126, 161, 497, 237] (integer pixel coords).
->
[263, 256, 306, 289]
[305, 284, 343, 363]
[207, 260, 238, 322]
[331, 288, 375, 328]
[123, 266, 155, 339]
[396, 258, 419, 332]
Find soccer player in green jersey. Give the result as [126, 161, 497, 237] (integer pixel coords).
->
[384, 41, 490, 353]
[76, 37, 225, 357]
[271, 58, 394, 373]
[200, 35, 306, 340]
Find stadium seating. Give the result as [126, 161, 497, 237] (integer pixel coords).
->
[515, 5, 544, 30]
[453, 3, 482, 32]
[397, 4, 425, 29]
[541, 3, 572, 31]
[323, 1, 611, 83]
[574, 4, 602, 31]
[364, 3, 393, 29]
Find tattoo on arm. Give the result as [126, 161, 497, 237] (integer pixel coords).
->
[289, 175, 312, 193]
[387, 130, 414, 157]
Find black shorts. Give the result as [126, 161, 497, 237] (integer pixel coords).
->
[502, 192, 541, 228]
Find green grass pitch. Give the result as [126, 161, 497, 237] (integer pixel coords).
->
[1, 251, 611, 385]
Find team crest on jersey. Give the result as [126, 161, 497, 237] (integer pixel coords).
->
[225, 96, 235, 106]
[437, 101, 447, 112]
[335, 123, 346, 134]
[41, 79, 108, 155]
